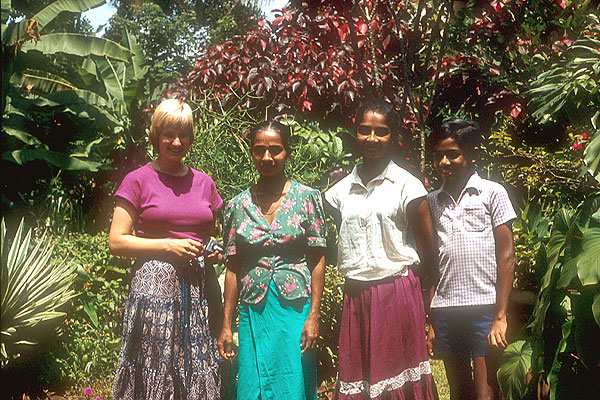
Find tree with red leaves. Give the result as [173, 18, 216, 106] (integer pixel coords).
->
[181, 0, 596, 168]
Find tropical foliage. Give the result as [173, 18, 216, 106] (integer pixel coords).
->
[2, 0, 150, 221]
[1, 218, 78, 366]
[49, 232, 129, 386]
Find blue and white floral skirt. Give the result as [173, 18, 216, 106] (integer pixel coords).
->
[112, 258, 222, 400]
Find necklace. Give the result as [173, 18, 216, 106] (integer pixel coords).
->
[252, 180, 290, 216]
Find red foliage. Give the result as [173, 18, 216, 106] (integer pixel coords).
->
[180, 0, 577, 135]
[184, 3, 411, 123]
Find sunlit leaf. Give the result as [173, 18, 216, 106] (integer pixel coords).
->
[497, 340, 532, 400]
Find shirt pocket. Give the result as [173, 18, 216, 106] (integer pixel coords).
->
[461, 206, 486, 232]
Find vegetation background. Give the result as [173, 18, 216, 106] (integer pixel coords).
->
[1, 0, 599, 399]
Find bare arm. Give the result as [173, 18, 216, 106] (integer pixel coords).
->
[408, 197, 438, 357]
[488, 222, 516, 349]
[217, 255, 241, 360]
[407, 196, 437, 292]
[301, 247, 326, 353]
[108, 198, 204, 260]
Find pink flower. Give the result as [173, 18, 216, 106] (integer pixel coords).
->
[96, 397, 100, 400]
[85, 388, 93, 396]
[284, 281, 298, 294]
[581, 133, 590, 140]
[303, 200, 315, 214]
[573, 141, 582, 151]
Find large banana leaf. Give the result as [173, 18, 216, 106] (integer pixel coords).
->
[12, 69, 77, 92]
[34, 0, 105, 32]
[21, 33, 133, 62]
[4, 148, 103, 171]
[1, 219, 78, 365]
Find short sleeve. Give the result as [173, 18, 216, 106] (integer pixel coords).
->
[208, 178, 223, 211]
[304, 190, 327, 247]
[490, 185, 517, 228]
[114, 171, 141, 210]
[400, 173, 428, 215]
[223, 200, 238, 258]
[324, 185, 339, 211]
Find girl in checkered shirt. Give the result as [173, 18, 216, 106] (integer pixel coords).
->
[426, 119, 517, 400]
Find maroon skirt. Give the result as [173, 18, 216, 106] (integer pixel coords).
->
[335, 270, 437, 400]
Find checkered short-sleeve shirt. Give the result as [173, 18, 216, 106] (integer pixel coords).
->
[427, 172, 516, 308]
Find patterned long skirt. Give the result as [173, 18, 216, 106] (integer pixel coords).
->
[113, 258, 222, 400]
[335, 270, 438, 400]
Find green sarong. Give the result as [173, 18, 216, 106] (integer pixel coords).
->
[238, 281, 317, 400]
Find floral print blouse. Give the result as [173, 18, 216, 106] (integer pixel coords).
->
[223, 181, 327, 305]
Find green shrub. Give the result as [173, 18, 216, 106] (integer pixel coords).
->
[317, 266, 345, 389]
[49, 232, 129, 388]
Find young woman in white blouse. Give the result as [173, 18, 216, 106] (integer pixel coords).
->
[325, 99, 438, 400]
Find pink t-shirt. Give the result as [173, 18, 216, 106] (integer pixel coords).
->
[115, 163, 223, 243]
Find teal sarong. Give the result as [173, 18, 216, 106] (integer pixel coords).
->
[238, 281, 317, 400]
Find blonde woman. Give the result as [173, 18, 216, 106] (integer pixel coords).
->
[110, 99, 222, 399]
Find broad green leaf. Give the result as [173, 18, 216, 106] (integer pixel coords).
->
[584, 129, 600, 183]
[94, 57, 125, 106]
[2, 125, 44, 146]
[577, 225, 600, 285]
[12, 69, 77, 92]
[4, 148, 102, 171]
[593, 293, 600, 326]
[80, 296, 98, 328]
[34, 0, 105, 32]
[21, 33, 133, 62]
[557, 258, 578, 288]
[497, 340, 532, 400]
[546, 209, 573, 269]
[123, 28, 147, 80]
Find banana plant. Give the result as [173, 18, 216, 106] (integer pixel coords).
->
[1, 219, 78, 366]
[2, 0, 149, 172]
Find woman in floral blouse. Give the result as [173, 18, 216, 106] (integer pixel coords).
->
[217, 120, 327, 400]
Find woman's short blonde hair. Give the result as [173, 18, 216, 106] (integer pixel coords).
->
[149, 99, 194, 151]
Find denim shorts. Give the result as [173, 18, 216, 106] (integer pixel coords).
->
[432, 305, 495, 358]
